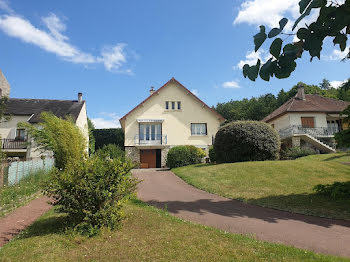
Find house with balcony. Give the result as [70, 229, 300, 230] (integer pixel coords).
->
[263, 85, 349, 153]
[119, 77, 225, 168]
[0, 70, 89, 160]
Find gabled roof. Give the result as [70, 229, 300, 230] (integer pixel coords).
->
[119, 77, 225, 126]
[263, 94, 350, 123]
[5, 98, 85, 123]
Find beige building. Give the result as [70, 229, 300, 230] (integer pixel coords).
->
[0, 70, 89, 160]
[120, 78, 225, 168]
[263, 86, 349, 153]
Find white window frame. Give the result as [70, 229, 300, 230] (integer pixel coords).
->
[191, 123, 207, 136]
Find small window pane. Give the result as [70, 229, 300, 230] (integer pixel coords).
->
[140, 124, 144, 140]
[156, 124, 161, 140]
[151, 125, 155, 140]
[177, 101, 181, 110]
[172, 102, 175, 110]
[165, 101, 169, 109]
[146, 125, 150, 140]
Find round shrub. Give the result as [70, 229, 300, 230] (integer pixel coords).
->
[167, 145, 205, 168]
[214, 121, 280, 163]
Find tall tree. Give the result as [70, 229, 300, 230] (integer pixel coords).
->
[320, 79, 331, 90]
[243, 0, 350, 82]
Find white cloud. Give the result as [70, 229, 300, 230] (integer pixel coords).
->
[98, 44, 128, 73]
[234, 0, 299, 29]
[234, 0, 323, 32]
[324, 47, 350, 61]
[191, 89, 199, 96]
[91, 113, 121, 129]
[330, 79, 347, 89]
[0, 11, 132, 72]
[222, 80, 240, 89]
[236, 49, 270, 69]
[0, 0, 14, 14]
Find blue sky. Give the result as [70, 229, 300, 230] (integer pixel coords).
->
[0, 0, 348, 128]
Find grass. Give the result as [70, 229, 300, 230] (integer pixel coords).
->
[0, 200, 348, 262]
[172, 152, 350, 220]
[0, 170, 50, 217]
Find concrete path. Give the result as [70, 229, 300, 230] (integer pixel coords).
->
[133, 169, 350, 258]
[0, 196, 52, 247]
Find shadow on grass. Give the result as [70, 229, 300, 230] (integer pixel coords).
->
[145, 193, 350, 228]
[19, 212, 71, 239]
[322, 153, 350, 162]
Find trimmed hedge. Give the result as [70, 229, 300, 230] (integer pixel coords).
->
[167, 145, 206, 168]
[214, 121, 280, 163]
[92, 128, 124, 150]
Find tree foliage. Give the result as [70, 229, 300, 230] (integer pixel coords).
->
[215, 81, 349, 122]
[44, 156, 137, 236]
[96, 144, 125, 160]
[20, 112, 87, 170]
[87, 118, 96, 155]
[243, 0, 350, 81]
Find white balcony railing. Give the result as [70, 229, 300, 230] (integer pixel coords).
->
[134, 134, 167, 146]
[279, 125, 340, 139]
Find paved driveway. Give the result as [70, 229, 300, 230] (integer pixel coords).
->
[133, 169, 350, 258]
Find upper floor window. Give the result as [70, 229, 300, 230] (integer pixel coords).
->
[191, 123, 207, 136]
[165, 101, 181, 110]
[301, 117, 315, 128]
[15, 129, 26, 141]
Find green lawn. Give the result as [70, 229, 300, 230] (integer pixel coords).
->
[173, 153, 350, 220]
[0, 170, 49, 217]
[0, 200, 348, 262]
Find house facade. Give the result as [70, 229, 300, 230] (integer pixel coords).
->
[0, 70, 89, 160]
[120, 78, 225, 168]
[263, 86, 349, 153]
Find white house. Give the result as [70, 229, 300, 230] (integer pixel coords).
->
[263, 85, 349, 153]
[0, 70, 89, 160]
[119, 77, 225, 168]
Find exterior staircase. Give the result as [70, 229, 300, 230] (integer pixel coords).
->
[299, 134, 336, 153]
[279, 125, 337, 153]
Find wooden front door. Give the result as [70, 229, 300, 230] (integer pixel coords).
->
[140, 150, 157, 168]
[301, 117, 315, 128]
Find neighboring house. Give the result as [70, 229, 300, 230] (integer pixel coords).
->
[263, 85, 349, 153]
[120, 77, 225, 168]
[0, 70, 89, 160]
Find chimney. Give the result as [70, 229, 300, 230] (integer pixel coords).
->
[78, 92, 83, 103]
[296, 84, 305, 100]
[149, 86, 155, 95]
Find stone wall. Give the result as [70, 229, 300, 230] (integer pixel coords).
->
[125, 147, 139, 166]
[161, 147, 170, 167]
